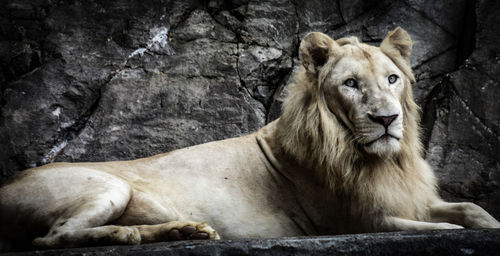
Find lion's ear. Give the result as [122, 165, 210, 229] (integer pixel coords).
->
[380, 27, 415, 82]
[299, 32, 338, 74]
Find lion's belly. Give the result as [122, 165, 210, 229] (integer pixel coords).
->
[114, 168, 306, 239]
[115, 182, 304, 239]
[111, 134, 307, 238]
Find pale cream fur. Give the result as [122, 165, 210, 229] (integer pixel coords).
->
[0, 27, 498, 252]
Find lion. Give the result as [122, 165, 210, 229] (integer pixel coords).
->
[0, 27, 499, 252]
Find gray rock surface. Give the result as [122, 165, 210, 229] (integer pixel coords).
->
[423, 0, 500, 216]
[10, 229, 500, 256]
[0, 0, 499, 223]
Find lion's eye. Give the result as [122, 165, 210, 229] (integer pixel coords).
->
[344, 78, 357, 88]
[388, 74, 399, 84]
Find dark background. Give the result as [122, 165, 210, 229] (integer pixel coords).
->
[0, 0, 499, 219]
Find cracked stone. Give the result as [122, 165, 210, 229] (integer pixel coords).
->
[332, 1, 458, 68]
[404, 0, 467, 36]
[422, 1, 500, 218]
[172, 9, 237, 44]
[0, 59, 101, 170]
[414, 49, 458, 79]
[240, 0, 298, 54]
[338, 0, 378, 24]
[237, 44, 292, 102]
[427, 85, 500, 210]
[267, 58, 300, 122]
[57, 69, 265, 162]
[296, 0, 344, 38]
[212, 10, 244, 33]
[412, 77, 442, 107]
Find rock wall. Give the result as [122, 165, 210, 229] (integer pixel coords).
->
[1, 0, 499, 218]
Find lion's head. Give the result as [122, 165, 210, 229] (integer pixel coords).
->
[278, 27, 421, 169]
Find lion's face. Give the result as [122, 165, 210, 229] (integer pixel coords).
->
[322, 44, 405, 156]
[299, 28, 415, 157]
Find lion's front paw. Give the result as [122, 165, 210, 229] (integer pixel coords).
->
[167, 222, 220, 241]
[462, 203, 500, 228]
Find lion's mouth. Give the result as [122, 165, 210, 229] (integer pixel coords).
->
[364, 133, 400, 147]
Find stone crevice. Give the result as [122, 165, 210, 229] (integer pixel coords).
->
[205, 5, 241, 40]
[264, 60, 295, 123]
[420, 76, 452, 154]
[41, 68, 125, 165]
[235, 43, 261, 104]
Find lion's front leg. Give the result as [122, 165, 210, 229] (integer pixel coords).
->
[381, 216, 463, 231]
[134, 220, 220, 243]
[429, 202, 500, 228]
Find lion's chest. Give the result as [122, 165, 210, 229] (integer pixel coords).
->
[342, 167, 434, 226]
[297, 164, 436, 233]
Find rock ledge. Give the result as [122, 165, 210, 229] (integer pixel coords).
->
[13, 229, 500, 256]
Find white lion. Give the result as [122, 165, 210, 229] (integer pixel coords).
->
[0, 27, 498, 251]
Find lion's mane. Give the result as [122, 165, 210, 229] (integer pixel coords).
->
[275, 41, 438, 229]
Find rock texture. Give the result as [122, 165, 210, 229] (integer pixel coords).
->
[11, 230, 500, 256]
[0, 0, 499, 223]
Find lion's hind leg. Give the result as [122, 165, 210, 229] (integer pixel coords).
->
[33, 206, 219, 249]
[32, 195, 219, 249]
[33, 206, 142, 249]
[32, 176, 140, 249]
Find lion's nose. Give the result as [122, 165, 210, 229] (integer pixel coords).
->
[368, 114, 398, 128]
